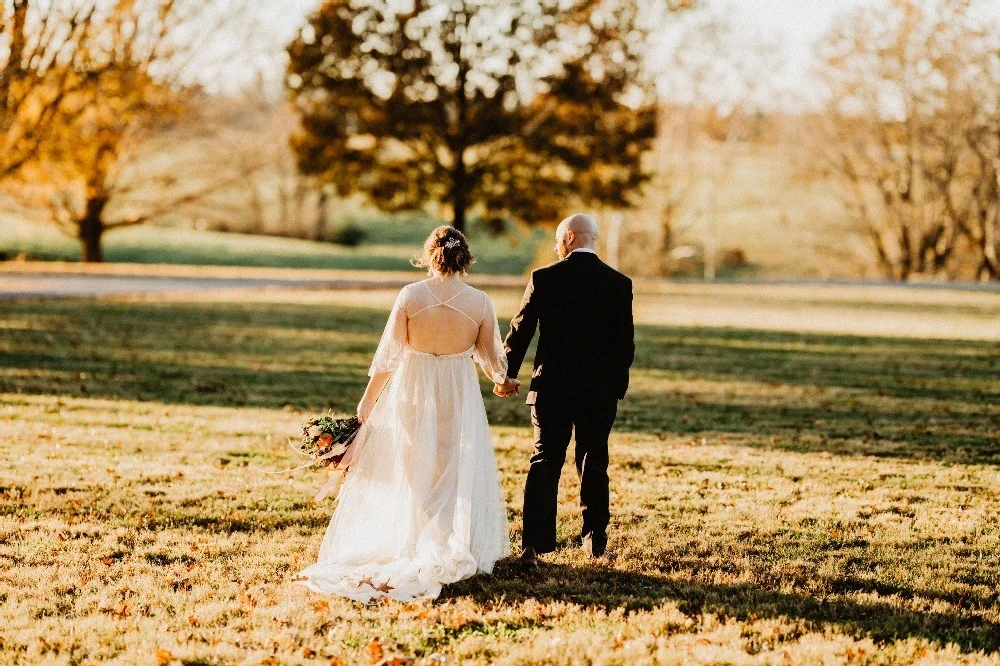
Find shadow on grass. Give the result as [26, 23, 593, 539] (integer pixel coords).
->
[635, 327, 1000, 404]
[442, 561, 1000, 654]
[619, 390, 1000, 465]
[2, 299, 998, 463]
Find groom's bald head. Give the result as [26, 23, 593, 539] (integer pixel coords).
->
[555, 213, 598, 259]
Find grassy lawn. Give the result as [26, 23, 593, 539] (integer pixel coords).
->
[0, 217, 545, 275]
[2, 283, 999, 665]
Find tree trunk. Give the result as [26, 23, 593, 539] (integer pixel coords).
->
[246, 177, 266, 235]
[658, 200, 674, 276]
[78, 197, 107, 263]
[0, 1, 29, 178]
[314, 186, 330, 241]
[79, 219, 104, 262]
[452, 149, 467, 233]
[452, 55, 469, 234]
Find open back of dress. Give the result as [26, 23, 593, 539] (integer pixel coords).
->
[369, 281, 508, 381]
[406, 281, 487, 355]
[296, 281, 511, 602]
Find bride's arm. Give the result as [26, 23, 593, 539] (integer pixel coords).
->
[359, 286, 409, 423]
[473, 293, 510, 386]
[357, 371, 392, 424]
[331, 372, 388, 476]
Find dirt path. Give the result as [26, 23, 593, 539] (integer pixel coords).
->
[2, 261, 998, 300]
[0, 264, 526, 299]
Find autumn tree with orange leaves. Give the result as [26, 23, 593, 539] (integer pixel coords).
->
[1, 0, 258, 262]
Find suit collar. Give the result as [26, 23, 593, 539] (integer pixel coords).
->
[566, 250, 600, 262]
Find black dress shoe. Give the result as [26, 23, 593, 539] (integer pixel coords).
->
[582, 532, 608, 558]
[519, 546, 539, 571]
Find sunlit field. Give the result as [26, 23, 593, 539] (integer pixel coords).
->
[2, 282, 999, 665]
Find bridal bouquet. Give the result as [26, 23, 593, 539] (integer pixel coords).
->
[298, 413, 362, 468]
[251, 411, 363, 501]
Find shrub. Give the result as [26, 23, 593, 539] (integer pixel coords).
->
[327, 222, 367, 247]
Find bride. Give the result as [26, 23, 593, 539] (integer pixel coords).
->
[296, 226, 512, 602]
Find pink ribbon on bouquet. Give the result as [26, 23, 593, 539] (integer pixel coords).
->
[313, 469, 347, 501]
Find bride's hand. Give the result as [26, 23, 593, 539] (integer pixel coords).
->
[357, 397, 374, 424]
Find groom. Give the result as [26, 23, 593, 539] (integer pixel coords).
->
[495, 213, 634, 569]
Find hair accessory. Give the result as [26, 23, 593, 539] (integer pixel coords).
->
[444, 238, 461, 249]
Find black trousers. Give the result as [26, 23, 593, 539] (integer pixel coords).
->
[521, 396, 618, 553]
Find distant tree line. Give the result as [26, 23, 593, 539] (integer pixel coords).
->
[3, 0, 999, 281]
[818, 0, 1000, 281]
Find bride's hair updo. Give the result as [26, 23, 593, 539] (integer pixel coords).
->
[413, 225, 475, 275]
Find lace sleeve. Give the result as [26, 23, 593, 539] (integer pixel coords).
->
[473, 292, 509, 384]
[368, 287, 408, 376]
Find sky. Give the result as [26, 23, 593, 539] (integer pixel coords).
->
[713, 0, 870, 63]
[708, 0, 871, 104]
[643, 0, 879, 110]
[713, 0, 1000, 108]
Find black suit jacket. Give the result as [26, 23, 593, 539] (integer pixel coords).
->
[504, 251, 635, 405]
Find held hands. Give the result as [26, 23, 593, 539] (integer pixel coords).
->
[493, 376, 521, 398]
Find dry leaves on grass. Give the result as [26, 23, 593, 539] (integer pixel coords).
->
[4, 294, 1000, 665]
[366, 639, 384, 664]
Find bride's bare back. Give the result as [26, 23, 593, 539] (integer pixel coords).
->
[367, 277, 507, 384]
[406, 279, 486, 355]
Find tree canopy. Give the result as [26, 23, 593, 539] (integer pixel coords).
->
[286, 0, 675, 232]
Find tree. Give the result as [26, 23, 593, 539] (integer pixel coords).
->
[2, 0, 261, 262]
[0, 1, 106, 179]
[817, 0, 1000, 280]
[952, 18, 1000, 280]
[650, 11, 783, 277]
[286, 0, 682, 232]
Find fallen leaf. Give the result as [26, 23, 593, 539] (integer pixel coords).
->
[366, 639, 384, 664]
[170, 577, 192, 592]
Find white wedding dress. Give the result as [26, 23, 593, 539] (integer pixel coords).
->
[296, 281, 511, 602]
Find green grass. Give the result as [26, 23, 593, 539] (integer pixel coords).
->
[2, 285, 1000, 664]
[0, 216, 545, 275]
